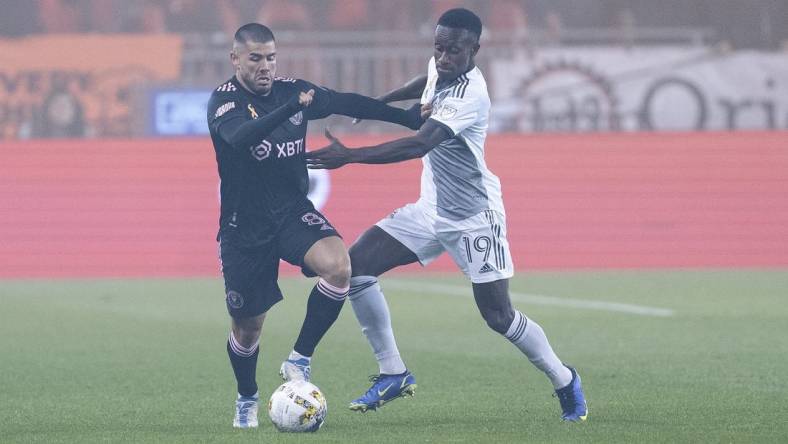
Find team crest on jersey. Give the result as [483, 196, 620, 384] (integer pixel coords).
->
[226, 290, 244, 309]
[289, 111, 303, 126]
[214, 102, 235, 118]
[439, 104, 458, 119]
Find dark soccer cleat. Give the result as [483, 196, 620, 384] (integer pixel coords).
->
[349, 371, 417, 412]
[554, 366, 588, 422]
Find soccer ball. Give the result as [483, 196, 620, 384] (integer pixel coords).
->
[267, 380, 327, 432]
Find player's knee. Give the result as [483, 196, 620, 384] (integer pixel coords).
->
[236, 331, 259, 348]
[233, 325, 262, 348]
[319, 252, 351, 288]
[481, 307, 515, 335]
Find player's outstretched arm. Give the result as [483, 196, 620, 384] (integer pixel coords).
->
[306, 120, 451, 170]
[321, 91, 425, 130]
[218, 90, 313, 151]
[351, 75, 428, 125]
[377, 75, 428, 103]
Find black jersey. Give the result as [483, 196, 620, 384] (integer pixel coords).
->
[207, 76, 335, 247]
[207, 75, 421, 247]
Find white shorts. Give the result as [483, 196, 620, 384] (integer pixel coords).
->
[376, 202, 515, 283]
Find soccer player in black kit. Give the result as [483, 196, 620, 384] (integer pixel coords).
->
[207, 23, 423, 428]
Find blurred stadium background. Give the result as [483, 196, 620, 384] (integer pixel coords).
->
[1, 1, 787, 442]
[2, 0, 787, 277]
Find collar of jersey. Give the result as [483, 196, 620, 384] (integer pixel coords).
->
[233, 75, 278, 102]
[435, 66, 475, 92]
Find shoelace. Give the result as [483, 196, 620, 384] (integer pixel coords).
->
[367, 374, 382, 383]
[237, 400, 256, 415]
[361, 375, 388, 398]
[287, 360, 311, 379]
[553, 387, 576, 413]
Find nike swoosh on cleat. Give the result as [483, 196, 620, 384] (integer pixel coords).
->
[377, 383, 394, 397]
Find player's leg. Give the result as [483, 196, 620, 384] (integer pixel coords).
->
[278, 210, 350, 381]
[472, 279, 574, 385]
[349, 226, 418, 375]
[284, 235, 350, 379]
[228, 313, 264, 428]
[472, 279, 587, 421]
[228, 313, 265, 397]
[348, 204, 444, 411]
[441, 210, 587, 421]
[220, 239, 284, 428]
[346, 226, 420, 411]
[472, 279, 572, 387]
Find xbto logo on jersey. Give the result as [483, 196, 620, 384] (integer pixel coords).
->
[250, 138, 306, 161]
[250, 140, 272, 160]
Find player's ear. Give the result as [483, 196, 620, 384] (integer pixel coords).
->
[471, 42, 480, 57]
[230, 50, 239, 69]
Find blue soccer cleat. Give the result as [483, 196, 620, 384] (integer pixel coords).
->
[233, 393, 259, 428]
[554, 366, 588, 422]
[349, 371, 417, 412]
[279, 357, 311, 382]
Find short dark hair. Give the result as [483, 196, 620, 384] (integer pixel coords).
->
[234, 23, 275, 44]
[437, 8, 482, 40]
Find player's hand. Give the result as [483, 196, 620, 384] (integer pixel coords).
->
[299, 89, 315, 107]
[403, 102, 431, 130]
[306, 129, 352, 170]
[420, 102, 433, 120]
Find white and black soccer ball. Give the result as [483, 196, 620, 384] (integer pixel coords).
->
[267, 380, 327, 433]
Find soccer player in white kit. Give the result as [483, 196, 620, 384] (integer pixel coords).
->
[307, 8, 588, 421]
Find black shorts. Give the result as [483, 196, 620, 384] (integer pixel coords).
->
[219, 209, 340, 319]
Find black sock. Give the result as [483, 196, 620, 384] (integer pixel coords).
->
[293, 281, 347, 357]
[227, 335, 259, 397]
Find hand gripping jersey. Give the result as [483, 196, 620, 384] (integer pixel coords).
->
[419, 57, 505, 220]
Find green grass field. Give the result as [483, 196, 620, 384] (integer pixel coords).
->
[2, 270, 787, 443]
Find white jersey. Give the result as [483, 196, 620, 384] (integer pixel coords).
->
[418, 57, 504, 220]
[375, 59, 514, 282]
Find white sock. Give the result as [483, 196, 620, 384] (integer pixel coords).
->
[288, 350, 311, 363]
[505, 311, 572, 389]
[349, 276, 407, 375]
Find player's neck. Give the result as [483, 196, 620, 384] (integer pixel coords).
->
[437, 64, 475, 89]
